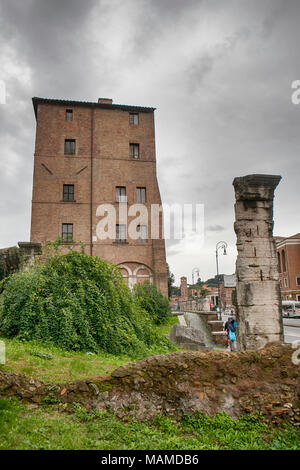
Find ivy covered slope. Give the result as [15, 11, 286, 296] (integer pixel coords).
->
[0, 251, 174, 356]
[133, 281, 171, 325]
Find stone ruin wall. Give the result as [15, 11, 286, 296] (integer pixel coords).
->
[233, 174, 284, 351]
[0, 344, 299, 425]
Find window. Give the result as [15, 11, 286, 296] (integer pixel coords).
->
[116, 186, 127, 202]
[116, 224, 126, 242]
[129, 113, 139, 125]
[136, 187, 146, 203]
[284, 278, 288, 287]
[297, 295, 300, 302]
[278, 252, 281, 273]
[282, 249, 287, 272]
[130, 143, 140, 159]
[296, 277, 300, 286]
[66, 109, 73, 121]
[279, 279, 282, 288]
[137, 225, 147, 242]
[63, 184, 74, 201]
[62, 223, 73, 242]
[64, 139, 76, 154]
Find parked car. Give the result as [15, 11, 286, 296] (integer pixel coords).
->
[282, 301, 300, 318]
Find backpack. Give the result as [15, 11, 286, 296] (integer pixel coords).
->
[228, 329, 236, 342]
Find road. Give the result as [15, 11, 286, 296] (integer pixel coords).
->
[283, 318, 300, 345]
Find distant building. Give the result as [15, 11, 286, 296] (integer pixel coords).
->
[203, 285, 219, 309]
[219, 274, 236, 310]
[275, 234, 300, 301]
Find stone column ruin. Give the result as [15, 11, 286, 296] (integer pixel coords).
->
[233, 174, 284, 350]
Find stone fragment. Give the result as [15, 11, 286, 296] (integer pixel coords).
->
[169, 324, 206, 350]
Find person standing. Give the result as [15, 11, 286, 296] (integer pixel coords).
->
[227, 318, 237, 352]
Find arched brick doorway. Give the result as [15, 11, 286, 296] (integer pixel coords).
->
[117, 262, 153, 289]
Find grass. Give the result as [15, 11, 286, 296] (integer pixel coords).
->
[1, 314, 297, 450]
[0, 316, 179, 383]
[0, 398, 299, 450]
[154, 314, 179, 336]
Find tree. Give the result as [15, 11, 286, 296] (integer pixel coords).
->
[0, 247, 21, 282]
[167, 263, 175, 299]
[133, 281, 171, 325]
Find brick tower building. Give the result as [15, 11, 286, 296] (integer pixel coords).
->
[30, 97, 168, 296]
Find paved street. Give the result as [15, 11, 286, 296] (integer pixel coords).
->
[283, 318, 300, 345]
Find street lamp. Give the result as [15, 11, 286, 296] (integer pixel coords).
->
[216, 241, 228, 317]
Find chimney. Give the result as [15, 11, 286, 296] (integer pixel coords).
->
[98, 98, 113, 105]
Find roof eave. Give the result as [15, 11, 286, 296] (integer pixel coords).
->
[32, 97, 156, 119]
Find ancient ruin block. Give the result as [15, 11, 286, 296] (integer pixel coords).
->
[18, 242, 42, 270]
[233, 174, 284, 350]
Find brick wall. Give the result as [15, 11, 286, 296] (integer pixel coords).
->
[30, 99, 168, 296]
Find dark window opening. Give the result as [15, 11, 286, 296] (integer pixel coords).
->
[63, 184, 74, 201]
[282, 250, 287, 272]
[136, 187, 146, 203]
[137, 225, 147, 242]
[116, 186, 127, 202]
[116, 224, 126, 242]
[64, 139, 76, 154]
[129, 113, 139, 125]
[130, 143, 140, 159]
[62, 223, 73, 243]
[296, 277, 300, 286]
[66, 109, 73, 121]
[278, 252, 281, 273]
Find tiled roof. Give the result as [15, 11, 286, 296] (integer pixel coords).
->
[32, 97, 156, 118]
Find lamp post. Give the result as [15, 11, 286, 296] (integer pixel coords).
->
[216, 241, 228, 319]
[192, 267, 200, 286]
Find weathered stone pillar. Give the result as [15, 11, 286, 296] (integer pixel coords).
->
[233, 174, 284, 350]
[18, 242, 42, 270]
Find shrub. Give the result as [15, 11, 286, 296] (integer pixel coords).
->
[133, 281, 171, 325]
[0, 247, 21, 282]
[0, 251, 172, 356]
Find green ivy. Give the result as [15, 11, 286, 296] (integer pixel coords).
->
[0, 251, 172, 356]
[133, 281, 171, 325]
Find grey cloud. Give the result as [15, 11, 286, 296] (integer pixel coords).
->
[0, 0, 105, 97]
[130, 0, 204, 58]
[187, 27, 250, 93]
[0, 0, 300, 281]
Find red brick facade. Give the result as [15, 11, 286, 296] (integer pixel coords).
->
[276, 234, 300, 301]
[30, 97, 168, 296]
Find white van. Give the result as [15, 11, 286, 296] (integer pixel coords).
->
[282, 300, 300, 319]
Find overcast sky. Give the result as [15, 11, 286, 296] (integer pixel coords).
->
[0, 0, 299, 285]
